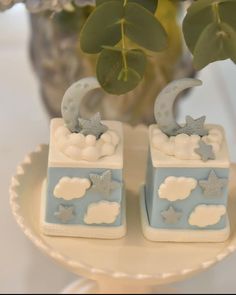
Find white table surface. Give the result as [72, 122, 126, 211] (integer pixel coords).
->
[0, 5, 236, 294]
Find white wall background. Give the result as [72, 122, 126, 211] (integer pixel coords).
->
[0, 5, 236, 293]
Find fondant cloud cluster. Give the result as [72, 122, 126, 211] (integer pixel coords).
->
[55, 125, 120, 162]
[152, 127, 223, 160]
[158, 176, 197, 201]
[189, 205, 226, 228]
[54, 177, 91, 200]
[84, 201, 120, 224]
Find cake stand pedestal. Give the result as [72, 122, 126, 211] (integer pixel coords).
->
[9, 126, 236, 294]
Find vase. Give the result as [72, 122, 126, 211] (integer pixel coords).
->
[29, 3, 195, 125]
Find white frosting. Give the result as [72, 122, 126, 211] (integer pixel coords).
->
[84, 201, 120, 225]
[54, 125, 120, 162]
[54, 177, 91, 200]
[151, 126, 223, 160]
[158, 176, 197, 202]
[189, 205, 226, 228]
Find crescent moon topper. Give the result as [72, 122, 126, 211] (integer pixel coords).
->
[154, 78, 209, 137]
[61, 77, 108, 139]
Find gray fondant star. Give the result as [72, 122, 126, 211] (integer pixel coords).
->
[161, 206, 182, 225]
[195, 140, 215, 161]
[78, 112, 108, 139]
[199, 170, 228, 198]
[89, 170, 121, 198]
[54, 204, 75, 223]
[177, 116, 209, 136]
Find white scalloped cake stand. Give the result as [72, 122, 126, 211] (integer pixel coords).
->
[9, 125, 236, 294]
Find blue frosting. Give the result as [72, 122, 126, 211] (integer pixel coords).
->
[145, 150, 229, 230]
[45, 167, 123, 227]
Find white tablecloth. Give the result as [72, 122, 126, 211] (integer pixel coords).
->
[0, 5, 236, 293]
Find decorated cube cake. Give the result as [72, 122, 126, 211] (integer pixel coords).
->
[141, 78, 230, 242]
[41, 78, 126, 239]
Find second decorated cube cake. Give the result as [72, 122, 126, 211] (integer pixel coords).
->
[141, 78, 230, 242]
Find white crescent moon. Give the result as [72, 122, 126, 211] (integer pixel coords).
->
[154, 78, 202, 136]
[61, 77, 100, 132]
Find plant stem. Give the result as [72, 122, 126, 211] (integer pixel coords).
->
[212, 2, 221, 24]
[118, 0, 128, 81]
[121, 19, 128, 80]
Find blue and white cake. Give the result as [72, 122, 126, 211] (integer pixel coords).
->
[141, 78, 230, 242]
[41, 77, 126, 239]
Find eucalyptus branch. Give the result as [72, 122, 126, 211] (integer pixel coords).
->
[183, 0, 236, 70]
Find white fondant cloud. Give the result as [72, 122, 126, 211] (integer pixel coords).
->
[189, 205, 226, 228]
[54, 177, 91, 200]
[152, 127, 223, 160]
[84, 201, 120, 224]
[158, 176, 197, 201]
[55, 125, 120, 162]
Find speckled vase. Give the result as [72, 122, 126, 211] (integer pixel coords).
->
[29, 5, 195, 125]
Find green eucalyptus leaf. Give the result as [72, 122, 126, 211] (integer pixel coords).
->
[193, 23, 227, 69]
[184, 0, 236, 16]
[96, 0, 119, 6]
[183, 0, 236, 69]
[183, 0, 236, 52]
[183, 6, 213, 53]
[96, 0, 158, 13]
[102, 45, 124, 52]
[96, 48, 146, 94]
[125, 2, 167, 52]
[218, 1, 236, 29]
[128, 0, 158, 13]
[220, 22, 236, 63]
[80, 1, 123, 53]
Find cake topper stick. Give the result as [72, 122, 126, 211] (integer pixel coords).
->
[154, 78, 203, 136]
[61, 77, 107, 136]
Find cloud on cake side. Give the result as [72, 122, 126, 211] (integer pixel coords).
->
[158, 176, 197, 201]
[189, 205, 226, 228]
[54, 125, 120, 162]
[152, 127, 223, 160]
[84, 201, 120, 224]
[54, 177, 91, 200]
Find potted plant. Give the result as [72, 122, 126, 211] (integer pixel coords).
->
[1, 0, 235, 124]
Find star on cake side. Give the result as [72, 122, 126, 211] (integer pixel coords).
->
[54, 205, 75, 223]
[199, 170, 228, 198]
[195, 140, 215, 161]
[161, 206, 182, 225]
[89, 170, 121, 198]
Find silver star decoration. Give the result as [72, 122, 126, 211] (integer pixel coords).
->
[199, 170, 228, 198]
[54, 204, 75, 223]
[195, 140, 215, 161]
[78, 112, 108, 139]
[177, 116, 209, 136]
[161, 206, 182, 225]
[89, 170, 121, 198]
